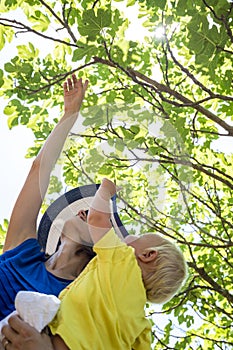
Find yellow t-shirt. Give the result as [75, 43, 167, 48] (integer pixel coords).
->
[50, 229, 151, 349]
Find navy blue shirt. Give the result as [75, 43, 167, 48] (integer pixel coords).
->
[0, 239, 72, 320]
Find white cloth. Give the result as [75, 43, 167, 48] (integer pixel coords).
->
[0, 291, 60, 340]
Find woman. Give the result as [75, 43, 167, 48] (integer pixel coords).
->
[0, 178, 187, 350]
[0, 74, 94, 320]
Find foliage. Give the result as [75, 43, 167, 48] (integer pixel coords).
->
[0, 0, 233, 348]
[0, 220, 8, 253]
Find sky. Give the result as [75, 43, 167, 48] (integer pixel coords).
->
[0, 120, 34, 221]
[0, 24, 35, 222]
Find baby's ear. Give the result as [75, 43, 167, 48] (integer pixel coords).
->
[138, 249, 158, 263]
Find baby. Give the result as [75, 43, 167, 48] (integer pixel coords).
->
[49, 178, 187, 349]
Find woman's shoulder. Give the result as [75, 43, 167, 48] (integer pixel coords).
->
[1, 238, 42, 260]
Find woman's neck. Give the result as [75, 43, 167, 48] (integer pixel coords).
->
[45, 244, 94, 280]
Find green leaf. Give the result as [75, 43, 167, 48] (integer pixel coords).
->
[196, 54, 210, 65]
[20, 62, 33, 74]
[0, 27, 5, 50]
[0, 69, 4, 87]
[208, 26, 219, 42]
[4, 105, 15, 115]
[7, 114, 19, 128]
[122, 90, 135, 103]
[31, 12, 50, 32]
[98, 164, 112, 175]
[72, 45, 97, 62]
[115, 138, 125, 152]
[106, 90, 117, 103]
[130, 125, 140, 134]
[176, 0, 188, 15]
[4, 62, 16, 72]
[127, 0, 136, 6]
[155, 0, 167, 10]
[204, 42, 215, 58]
[78, 8, 112, 40]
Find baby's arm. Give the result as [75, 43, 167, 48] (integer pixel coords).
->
[87, 178, 116, 244]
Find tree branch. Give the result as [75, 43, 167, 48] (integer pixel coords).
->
[188, 262, 233, 304]
[128, 68, 233, 135]
[202, 0, 233, 43]
[0, 18, 78, 47]
[92, 56, 233, 135]
[16, 61, 96, 94]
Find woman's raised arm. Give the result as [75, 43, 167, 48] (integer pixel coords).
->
[3, 75, 88, 252]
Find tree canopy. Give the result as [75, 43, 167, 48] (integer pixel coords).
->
[0, 0, 233, 348]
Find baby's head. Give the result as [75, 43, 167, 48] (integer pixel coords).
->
[125, 233, 188, 304]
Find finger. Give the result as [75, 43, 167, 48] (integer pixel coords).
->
[76, 77, 83, 89]
[0, 340, 5, 350]
[7, 315, 25, 334]
[1, 337, 8, 350]
[72, 73, 77, 82]
[1, 324, 18, 344]
[3, 338, 11, 350]
[67, 78, 73, 90]
[3, 316, 35, 345]
[72, 73, 78, 87]
[83, 79, 89, 92]
[63, 81, 68, 93]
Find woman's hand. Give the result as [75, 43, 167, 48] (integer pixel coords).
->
[63, 74, 89, 116]
[1, 315, 54, 350]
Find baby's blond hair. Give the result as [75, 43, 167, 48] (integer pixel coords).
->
[142, 236, 188, 304]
